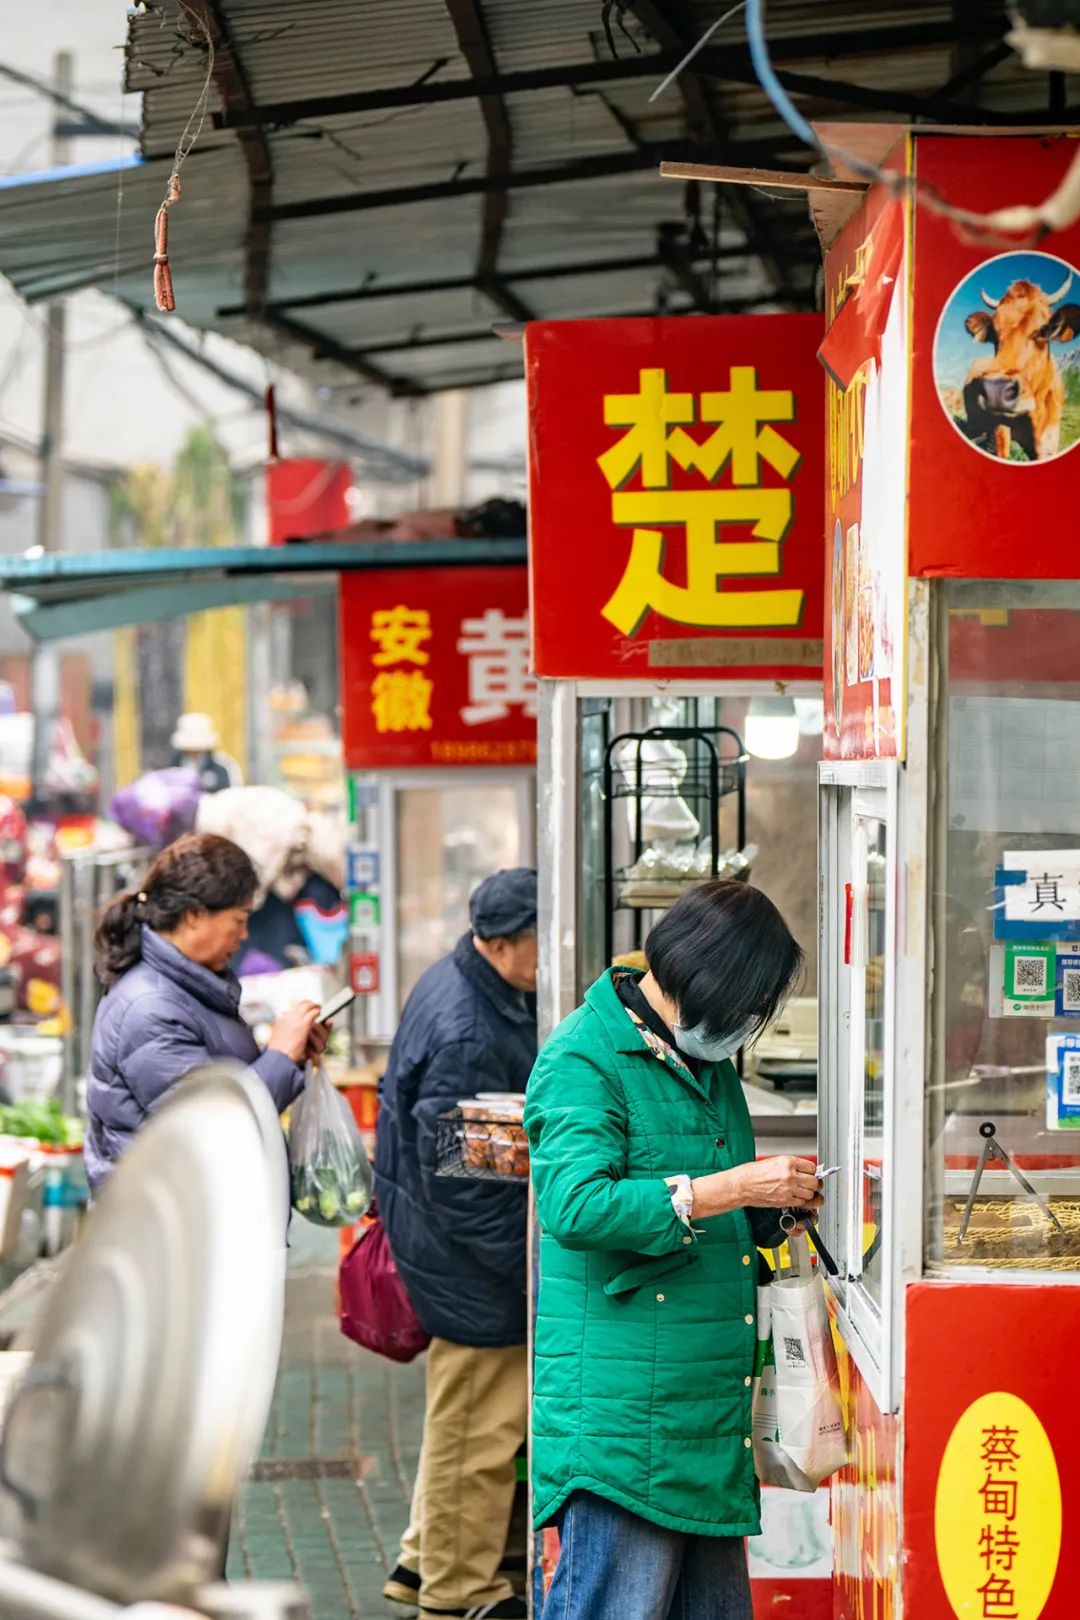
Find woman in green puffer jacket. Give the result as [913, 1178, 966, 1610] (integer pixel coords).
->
[524, 881, 821, 1620]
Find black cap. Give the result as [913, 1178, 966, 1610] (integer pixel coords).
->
[469, 867, 538, 941]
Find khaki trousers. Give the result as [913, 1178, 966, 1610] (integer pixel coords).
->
[399, 1337, 528, 1613]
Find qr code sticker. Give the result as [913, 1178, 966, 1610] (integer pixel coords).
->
[1063, 969, 1080, 1012]
[1063, 1052, 1080, 1105]
[783, 1335, 807, 1368]
[1014, 954, 1047, 994]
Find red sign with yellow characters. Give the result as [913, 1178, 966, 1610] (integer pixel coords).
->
[339, 566, 537, 769]
[525, 316, 825, 680]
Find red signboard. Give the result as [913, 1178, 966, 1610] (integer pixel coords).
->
[822, 147, 910, 764]
[910, 136, 1080, 580]
[267, 458, 352, 546]
[904, 1282, 1075, 1619]
[525, 315, 825, 681]
[339, 566, 537, 769]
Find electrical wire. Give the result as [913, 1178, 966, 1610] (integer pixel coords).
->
[649, 1, 747, 102]
[741, 0, 1080, 248]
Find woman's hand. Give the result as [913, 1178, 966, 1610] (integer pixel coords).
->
[267, 1001, 321, 1064]
[305, 1018, 331, 1062]
[690, 1156, 822, 1221]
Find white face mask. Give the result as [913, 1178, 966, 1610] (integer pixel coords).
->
[672, 1018, 755, 1065]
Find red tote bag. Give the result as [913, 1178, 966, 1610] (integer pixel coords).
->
[339, 1209, 430, 1364]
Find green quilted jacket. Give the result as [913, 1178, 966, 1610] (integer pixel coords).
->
[524, 968, 760, 1538]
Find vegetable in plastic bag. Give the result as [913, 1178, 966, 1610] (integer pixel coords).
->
[287, 1064, 373, 1228]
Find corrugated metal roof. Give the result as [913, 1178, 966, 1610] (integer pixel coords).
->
[0, 0, 1056, 395]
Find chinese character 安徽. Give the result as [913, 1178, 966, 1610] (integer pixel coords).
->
[371, 670, 433, 734]
[1030, 874, 1065, 913]
[457, 609, 538, 725]
[977, 1573, 1018, 1619]
[596, 365, 805, 636]
[979, 1476, 1018, 1522]
[981, 1426, 1021, 1473]
[979, 1525, 1020, 1573]
[370, 605, 433, 666]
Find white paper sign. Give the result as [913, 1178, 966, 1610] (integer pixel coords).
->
[1002, 850, 1080, 921]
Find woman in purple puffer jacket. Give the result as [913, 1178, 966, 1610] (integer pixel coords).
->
[86, 832, 326, 1197]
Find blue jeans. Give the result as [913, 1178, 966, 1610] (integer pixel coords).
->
[542, 1492, 753, 1620]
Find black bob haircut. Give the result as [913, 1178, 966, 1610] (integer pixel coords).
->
[645, 880, 804, 1042]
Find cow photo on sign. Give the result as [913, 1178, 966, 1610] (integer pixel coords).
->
[934, 252, 1080, 464]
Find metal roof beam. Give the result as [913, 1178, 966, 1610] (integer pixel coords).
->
[257, 139, 801, 226]
[214, 244, 791, 318]
[188, 0, 273, 312]
[444, 0, 536, 325]
[626, 0, 795, 308]
[211, 21, 1000, 130]
[261, 310, 427, 396]
[135, 312, 431, 469]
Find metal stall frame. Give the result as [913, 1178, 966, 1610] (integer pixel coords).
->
[532, 673, 823, 1606]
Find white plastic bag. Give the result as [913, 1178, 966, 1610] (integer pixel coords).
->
[287, 1064, 373, 1228]
[752, 1233, 847, 1490]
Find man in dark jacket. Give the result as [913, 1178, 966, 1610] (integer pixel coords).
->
[376, 868, 537, 1620]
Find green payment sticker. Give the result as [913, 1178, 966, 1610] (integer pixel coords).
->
[350, 891, 381, 932]
[1004, 941, 1055, 1002]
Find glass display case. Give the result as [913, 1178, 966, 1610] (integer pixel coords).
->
[928, 580, 1080, 1276]
[818, 580, 1080, 1412]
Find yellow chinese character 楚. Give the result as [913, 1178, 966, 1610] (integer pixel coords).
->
[598, 368, 695, 490]
[371, 670, 433, 733]
[601, 488, 802, 635]
[370, 605, 432, 666]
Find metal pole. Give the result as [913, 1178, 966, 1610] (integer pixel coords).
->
[28, 51, 72, 797]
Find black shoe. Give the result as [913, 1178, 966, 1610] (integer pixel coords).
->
[420, 1600, 527, 1620]
[384, 1565, 421, 1608]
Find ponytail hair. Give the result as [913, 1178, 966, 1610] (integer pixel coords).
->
[95, 832, 259, 988]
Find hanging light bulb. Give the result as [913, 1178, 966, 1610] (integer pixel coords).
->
[744, 696, 800, 761]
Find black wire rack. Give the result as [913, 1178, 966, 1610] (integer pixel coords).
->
[601, 725, 749, 963]
[435, 1108, 530, 1181]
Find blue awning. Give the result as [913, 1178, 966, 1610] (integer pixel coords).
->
[0, 540, 527, 642]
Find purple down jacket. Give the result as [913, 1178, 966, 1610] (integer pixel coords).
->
[85, 925, 304, 1195]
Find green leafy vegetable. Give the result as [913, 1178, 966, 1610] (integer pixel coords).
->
[0, 1098, 83, 1147]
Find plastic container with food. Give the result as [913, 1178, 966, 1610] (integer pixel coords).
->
[445, 1097, 530, 1180]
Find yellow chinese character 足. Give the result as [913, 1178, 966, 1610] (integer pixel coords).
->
[598, 368, 695, 490]
[601, 488, 802, 635]
[371, 670, 433, 734]
[370, 605, 433, 667]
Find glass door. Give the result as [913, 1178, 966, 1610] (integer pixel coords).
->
[818, 762, 899, 1411]
[391, 772, 536, 1013]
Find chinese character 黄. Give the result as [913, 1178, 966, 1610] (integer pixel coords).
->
[457, 609, 538, 725]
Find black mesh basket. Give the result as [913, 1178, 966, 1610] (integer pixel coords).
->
[435, 1108, 530, 1181]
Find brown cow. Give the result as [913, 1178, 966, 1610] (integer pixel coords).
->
[963, 272, 1080, 461]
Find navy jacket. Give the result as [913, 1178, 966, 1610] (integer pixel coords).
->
[374, 934, 537, 1347]
[86, 926, 304, 1196]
